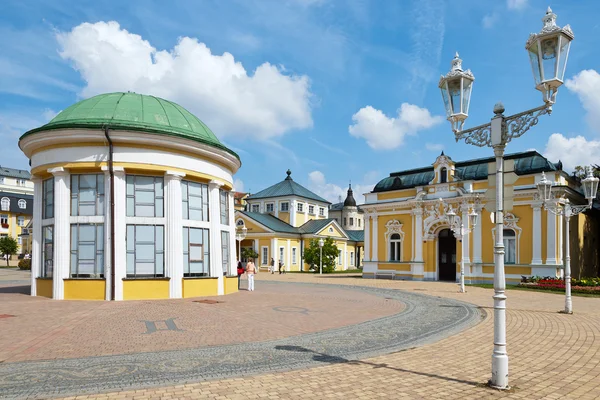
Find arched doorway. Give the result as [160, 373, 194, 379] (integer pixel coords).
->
[438, 229, 456, 281]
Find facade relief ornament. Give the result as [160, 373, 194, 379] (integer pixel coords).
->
[384, 220, 405, 242]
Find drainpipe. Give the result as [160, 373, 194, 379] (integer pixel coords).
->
[104, 126, 116, 300]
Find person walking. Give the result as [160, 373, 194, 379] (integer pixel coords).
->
[237, 261, 244, 290]
[270, 258, 275, 274]
[246, 258, 256, 291]
[278, 260, 283, 275]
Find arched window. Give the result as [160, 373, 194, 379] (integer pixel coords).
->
[440, 167, 447, 184]
[18, 199, 26, 209]
[389, 233, 401, 261]
[0, 197, 9, 211]
[504, 229, 516, 264]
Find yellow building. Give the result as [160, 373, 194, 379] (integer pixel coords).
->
[0, 166, 33, 255]
[235, 170, 363, 271]
[362, 151, 599, 283]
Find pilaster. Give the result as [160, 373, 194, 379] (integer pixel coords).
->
[228, 191, 236, 276]
[372, 214, 379, 261]
[165, 171, 185, 298]
[100, 167, 112, 301]
[290, 200, 297, 227]
[531, 201, 543, 264]
[30, 177, 42, 296]
[472, 204, 483, 264]
[460, 203, 471, 264]
[208, 180, 224, 294]
[112, 167, 126, 300]
[546, 208, 558, 264]
[364, 214, 371, 261]
[48, 167, 70, 300]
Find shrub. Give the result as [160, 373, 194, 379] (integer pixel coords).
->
[18, 258, 31, 270]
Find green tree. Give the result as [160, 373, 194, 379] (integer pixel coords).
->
[0, 236, 18, 267]
[303, 237, 339, 273]
[241, 247, 259, 261]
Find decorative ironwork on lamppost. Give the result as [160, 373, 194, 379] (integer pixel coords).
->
[443, 202, 479, 293]
[536, 168, 598, 314]
[318, 238, 324, 275]
[438, 7, 574, 390]
[236, 226, 247, 263]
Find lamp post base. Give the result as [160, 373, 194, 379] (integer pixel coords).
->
[490, 353, 510, 390]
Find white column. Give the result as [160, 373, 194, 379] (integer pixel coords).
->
[460, 203, 471, 274]
[30, 177, 42, 296]
[101, 167, 112, 301]
[208, 181, 224, 294]
[287, 239, 291, 269]
[344, 241, 348, 270]
[228, 192, 236, 276]
[473, 205, 483, 264]
[364, 214, 371, 261]
[271, 237, 277, 267]
[165, 171, 185, 298]
[531, 202, 543, 264]
[290, 200, 297, 227]
[372, 214, 378, 261]
[414, 206, 423, 262]
[558, 212, 563, 267]
[48, 167, 70, 300]
[112, 168, 126, 301]
[546, 210, 558, 264]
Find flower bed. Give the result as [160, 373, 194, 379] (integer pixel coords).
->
[519, 276, 600, 294]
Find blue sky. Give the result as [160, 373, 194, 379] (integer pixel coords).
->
[1, 0, 599, 203]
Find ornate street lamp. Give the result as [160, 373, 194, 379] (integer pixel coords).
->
[537, 168, 598, 314]
[444, 202, 478, 293]
[439, 53, 475, 133]
[439, 7, 574, 390]
[318, 238, 324, 275]
[236, 226, 247, 264]
[526, 7, 574, 104]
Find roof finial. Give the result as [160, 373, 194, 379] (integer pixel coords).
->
[285, 169, 293, 180]
[440, 150, 445, 156]
[546, 6, 552, 14]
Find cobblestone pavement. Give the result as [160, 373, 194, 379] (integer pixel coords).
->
[46, 273, 600, 400]
[0, 272, 479, 399]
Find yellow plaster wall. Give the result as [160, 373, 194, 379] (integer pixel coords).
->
[239, 218, 269, 234]
[123, 279, 170, 300]
[279, 212, 290, 224]
[473, 181, 488, 191]
[318, 223, 346, 238]
[483, 265, 532, 275]
[296, 213, 306, 226]
[64, 280, 106, 300]
[182, 278, 219, 298]
[223, 276, 238, 294]
[36, 279, 53, 298]
[481, 208, 494, 264]
[514, 176, 535, 186]
[376, 215, 413, 262]
[512, 205, 533, 264]
[377, 263, 411, 272]
[377, 188, 417, 201]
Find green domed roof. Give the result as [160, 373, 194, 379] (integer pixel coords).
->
[21, 92, 238, 159]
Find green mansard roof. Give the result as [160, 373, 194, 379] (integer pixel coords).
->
[20, 92, 239, 159]
[247, 170, 330, 204]
[373, 151, 560, 193]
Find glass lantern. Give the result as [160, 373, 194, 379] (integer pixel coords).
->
[525, 7, 574, 104]
[468, 208, 478, 228]
[582, 167, 599, 204]
[536, 172, 553, 202]
[439, 53, 475, 133]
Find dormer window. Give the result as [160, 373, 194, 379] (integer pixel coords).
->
[440, 167, 447, 184]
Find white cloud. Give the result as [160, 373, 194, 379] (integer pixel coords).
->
[234, 178, 245, 192]
[56, 21, 313, 140]
[507, 0, 527, 10]
[482, 13, 499, 29]
[543, 133, 600, 172]
[566, 69, 600, 133]
[307, 170, 374, 204]
[42, 109, 58, 122]
[348, 103, 443, 150]
[425, 143, 444, 152]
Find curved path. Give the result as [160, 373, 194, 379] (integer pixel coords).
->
[0, 282, 481, 399]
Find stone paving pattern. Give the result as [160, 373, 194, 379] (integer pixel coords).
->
[2, 271, 600, 399]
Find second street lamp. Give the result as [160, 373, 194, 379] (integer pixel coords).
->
[444, 202, 479, 293]
[536, 168, 599, 314]
[318, 238, 324, 275]
[438, 7, 574, 390]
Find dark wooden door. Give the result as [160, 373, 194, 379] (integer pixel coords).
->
[438, 229, 456, 281]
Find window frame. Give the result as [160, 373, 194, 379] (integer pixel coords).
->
[181, 180, 209, 221]
[18, 199, 26, 209]
[280, 202, 289, 212]
[219, 189, 229, 225]
[261, 246, 269, 265]
[503, 229, 517, 264]
[308, 205, 315, 215]
[389, 233, 402, 261]
[183, 226, 210, 277]
[126, 224, 165, 278]
[42, 225, 54, 278]
[17, 216, 24, 226]
[292, 247, 297, 264]
[349, 217, 354, 226]
[350, 251, 354, 266]
[338, 249, 342, 266]
[266, 203, 274, 213]
[125, 175, 164, 218]
[297, 203, 304, 213]
[71, 174, 105, 217]
[319, 207, 325, 216]
[0, 214, 7, 225]
[1, 197, 9, 211]
[42, 178, 54, 219]
[70, 223, 105, 278]
[221, 231, 230, 275]
[251, 204, 260, 213]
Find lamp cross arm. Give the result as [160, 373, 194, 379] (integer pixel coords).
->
[454, 103, 551, 147]
[544, 202, 590, 217]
